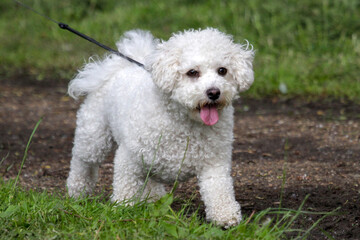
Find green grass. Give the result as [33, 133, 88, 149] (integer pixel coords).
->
[0, 179, 336, 239]
[1, 0, 359, 101]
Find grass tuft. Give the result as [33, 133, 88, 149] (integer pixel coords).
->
[12, 118, 42, 192]
[0, 179, 337, 239]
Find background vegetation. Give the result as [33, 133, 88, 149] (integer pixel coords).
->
[0, 0, 359, 100]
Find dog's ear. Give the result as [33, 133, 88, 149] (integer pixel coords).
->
[145, 43, 180, 93]
[230, 44, 255, 92]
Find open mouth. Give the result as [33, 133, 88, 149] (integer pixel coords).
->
[197, 103, 219, 126]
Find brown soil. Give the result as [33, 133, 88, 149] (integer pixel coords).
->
[1, 78, 359, 239]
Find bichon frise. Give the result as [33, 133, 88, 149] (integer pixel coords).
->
[66, 28, 254, 227]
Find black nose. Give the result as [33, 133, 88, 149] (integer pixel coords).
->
[206, 88, 221, 101]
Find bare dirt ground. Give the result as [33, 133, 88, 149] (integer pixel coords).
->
[1, 78, 359, 239]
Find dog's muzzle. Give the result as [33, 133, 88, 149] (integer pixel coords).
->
[195, 87, 222, 126]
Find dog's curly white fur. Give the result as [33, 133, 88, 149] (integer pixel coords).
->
[66, 28, 254, 227]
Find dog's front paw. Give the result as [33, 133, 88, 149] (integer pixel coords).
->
[205, 201, 242, 228]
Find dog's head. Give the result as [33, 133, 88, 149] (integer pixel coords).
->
[146, 28, 254, 126]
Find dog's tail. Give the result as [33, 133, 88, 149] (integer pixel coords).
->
[116, 29, 158, 65]
[68, 30, 157, 99]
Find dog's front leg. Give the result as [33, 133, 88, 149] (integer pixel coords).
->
[67, 159, 99, 197]
[197, 165, 241, 227]
[112, 144, 166, 204]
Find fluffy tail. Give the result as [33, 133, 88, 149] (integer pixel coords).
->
[116, 29, 158, 64]
[68, 30, 157, 99]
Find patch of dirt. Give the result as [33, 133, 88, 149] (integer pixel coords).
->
[1, 78, 359, 239]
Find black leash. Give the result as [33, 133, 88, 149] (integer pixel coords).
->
[13, 0, 145, 68]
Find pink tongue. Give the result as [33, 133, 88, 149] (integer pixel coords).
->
[200, 105, 219, 126]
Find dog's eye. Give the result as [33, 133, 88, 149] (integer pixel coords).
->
[186, 69, 200, 78]
[217, 67, 227, 76]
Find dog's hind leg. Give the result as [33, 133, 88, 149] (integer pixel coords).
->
[67, 96, 112, 198]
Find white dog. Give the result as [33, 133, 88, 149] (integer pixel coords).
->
[66, 28, 254, 227]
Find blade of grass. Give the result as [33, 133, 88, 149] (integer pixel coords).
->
[0, 151, 9, 166]
[171, 136, 190, 194]
[12, 117, 42, 192]
[297, 207, 341, 240]
[138, 134, 162, 202]
[279, 138, 289, 211]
